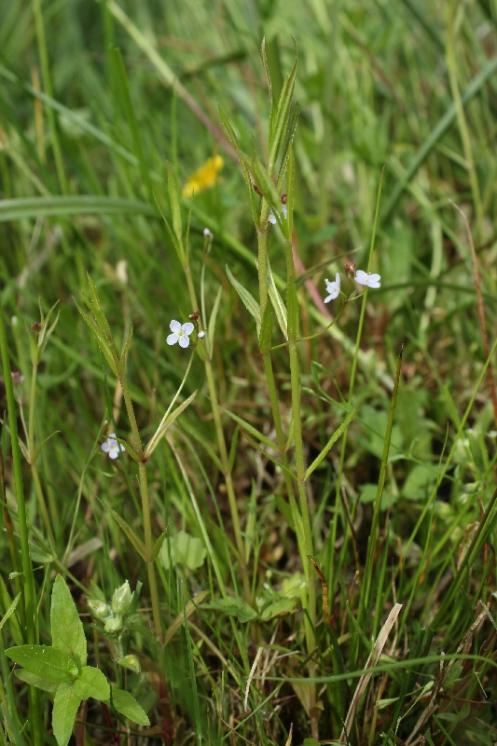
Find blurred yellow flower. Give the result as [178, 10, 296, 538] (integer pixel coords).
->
[182, 155, 224, 198]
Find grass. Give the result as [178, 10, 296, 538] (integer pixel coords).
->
[1, 1, 497, 744]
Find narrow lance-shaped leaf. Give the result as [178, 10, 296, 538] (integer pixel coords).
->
[111, 511, 147, 560]
[145, 390, 197, 458]
[207, 285, 223, 358]
[225, 266, 261, 330]
[304, 407, 356, 481]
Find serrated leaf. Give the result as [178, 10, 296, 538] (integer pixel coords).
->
[74, 666, 109, 701]
[6, 645, 74, 685]
[53, 683, 81, 746]
[159, 530, 207, 571]
[51, 575, 87, 667]
[225, 266, 260, 330]
[110, 686, 150, 726]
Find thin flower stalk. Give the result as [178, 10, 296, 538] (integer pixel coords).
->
[182, 259, 250, 599]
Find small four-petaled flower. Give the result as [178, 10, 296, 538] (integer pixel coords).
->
[324, 273, 341, 303]
[354, 270, 381, 288]
[166, 320, 195, 349]
[101, 433, 125, 460]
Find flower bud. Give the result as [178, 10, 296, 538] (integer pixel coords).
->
[117, 654, 141, 674]
[104, 614, 123, 634]
[111, 580, 133, 615]
[87, 599, 110, 621]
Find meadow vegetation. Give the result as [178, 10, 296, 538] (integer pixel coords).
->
[1, 1, 497, 744]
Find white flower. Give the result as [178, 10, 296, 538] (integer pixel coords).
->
[166, 320, 194, 349]
[354, 270, 381, 289]
[324, 273, 341, 303]
[198, 330, 206, 339]
[101, 433, 125, 460]
[268, 211, 277, 225]
[203, 227, 213, 238]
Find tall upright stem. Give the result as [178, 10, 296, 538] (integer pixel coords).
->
[0, 307, 43, 745]
[121, 378, 162, 639]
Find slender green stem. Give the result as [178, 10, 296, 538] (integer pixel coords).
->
[121, 377, 162, 640]
[285, 237, 316, 654]
[27, 357, 56, 548]
[327, 171, 384, 602]
[0, 307, 43, 745]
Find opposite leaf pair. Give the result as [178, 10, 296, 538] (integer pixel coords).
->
[6, 575, 149, 746]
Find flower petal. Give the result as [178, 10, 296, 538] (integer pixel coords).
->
[101, 441, 111, 453]
[182, 322, 194, 335]
[108, 447, 120, 460]
[169, 319, 181, 333]
[369, 274, 381, 288]
[354, 270, 368, 286]
[324, 294, 333, 304]
[268, 211, 277, 225]
[178, 335, 190, 349]
[166, 333, 179, 346]
[335, 272, 341, 287]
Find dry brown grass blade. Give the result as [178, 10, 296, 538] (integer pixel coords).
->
[340, 602, 403, 743]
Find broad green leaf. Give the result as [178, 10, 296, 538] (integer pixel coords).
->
[206, 597, 257, 623]
[402, 464, 439, 501]
[281, 573, 307, 600]
[15, 668, 58, 694]
[159, 530, 207, 571]
[110, 686, 150, 726]
[225, 266, 261, 329]
[73, 666, 110, 701]
[5, 645, 75, 685]
[51, 575, 87, 667]
[259, 597, 297, 621]
[52, 683, 81, 746]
